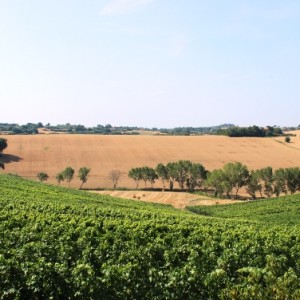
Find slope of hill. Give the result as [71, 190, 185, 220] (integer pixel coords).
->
[1, 174, 300, 299]
[187, 195, 300, 225]
[2, 134, 300, 189]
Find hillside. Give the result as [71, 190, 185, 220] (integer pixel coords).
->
[1, 134, 300, 189]
[1, 174, 300, 298]
[188, 195, 300, 225]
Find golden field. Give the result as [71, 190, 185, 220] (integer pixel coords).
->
[1, 132, 300, 190]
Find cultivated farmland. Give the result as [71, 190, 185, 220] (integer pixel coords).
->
[1, 133, 300, 189]
[1, 174, 300, 298]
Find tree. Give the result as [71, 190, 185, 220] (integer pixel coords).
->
[205, 169, 227, 197]
[166, 162, 177, 191]
[0, 161, 4, 170]
[285, 167, 300, 194]
[155, 163, 169, 190]
[273, 168, 287, 197]
[145, 167, 158, 188]
[167, 160, 192, 191]
[186, 163, 207, 191]
[245, 170, 262, 199]
[62, 167, 75, 187]
[78, 167, 91, 189]
[128, 167, 143, 189]
[223, 162, 249, 199]
[139, 166, 158, 188]
[56, 173, 64, 185]
[285, 136, 291, 143]
[258, 167, 273, 198]
[109, 170, 122, 189]
[37, 172, 49, 182]
[0, 138, 7, 154]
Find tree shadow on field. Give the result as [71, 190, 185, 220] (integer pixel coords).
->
[0, 154, 22, 163]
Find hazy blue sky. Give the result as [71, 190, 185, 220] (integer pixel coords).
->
[1, 0, 299, 128]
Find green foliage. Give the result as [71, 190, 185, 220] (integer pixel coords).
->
[128, 167, 143, 188]
[273, 168, 287, 197]
[285, 167, 300, 194]
[217, 125, 283, 137]
[56, 172, 64, 185]
[223, 162, 249, 198]
[37, 172, 49, 182]
[187, 193, 300, 225]
[78, 167, 91, 189]
[205, 169, 227, 197]
[285, 136, 291, 143]
[258, 167, 274, 198]
[62, 167, 75, 187]
[1, 174, 300, 298]
[245, 170, 262, 199]
[0, 138, 7, 153]
[155, 163, 169, 190]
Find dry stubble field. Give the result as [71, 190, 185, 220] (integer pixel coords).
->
[2, 132, 300, 207]
[2, 132, 300, 189]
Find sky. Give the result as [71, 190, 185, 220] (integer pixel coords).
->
[0, 0, 300, 128]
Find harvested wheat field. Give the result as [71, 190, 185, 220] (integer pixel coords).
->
[93, 190, 240, 209]
[1, 133, 300, 189]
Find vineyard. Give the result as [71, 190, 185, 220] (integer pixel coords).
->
[187, 195, 300, 225]
[1, 174, 300, 299]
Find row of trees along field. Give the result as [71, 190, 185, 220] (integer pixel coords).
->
[37, 167, 91, 189]
[128, 161, 300, 199]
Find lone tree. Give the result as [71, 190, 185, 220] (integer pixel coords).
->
[109, 169, 122, 189]
[37, 172, 49, 182]
[56, 173, 64, 185]
[62, 167, 75, 187]
[285, 136, 291, 143]
[0, 138, 7, 154]
[78, 167, 91, 189]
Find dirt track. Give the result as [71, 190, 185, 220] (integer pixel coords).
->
[1, 133, 300, 189]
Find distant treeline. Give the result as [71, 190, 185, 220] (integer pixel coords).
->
[0, 122, 236, 135]
[1, 122, 299, 136]
[217, 125, 283, 137]
[0, 123, 41, 134]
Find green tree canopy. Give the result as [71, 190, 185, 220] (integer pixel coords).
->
[78, 167, 91, 189]
[223, 162, 249, 199]
[245, 170, 262, 199]
[155, 163, 169, 190]
[56, 173, 64, 185]
[285, 167, 300, 194]
[0, 138, 7, 154]
[128, 167, 143, 189]
[37, 172, 49, 182]
[62, 167, 75, 187]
